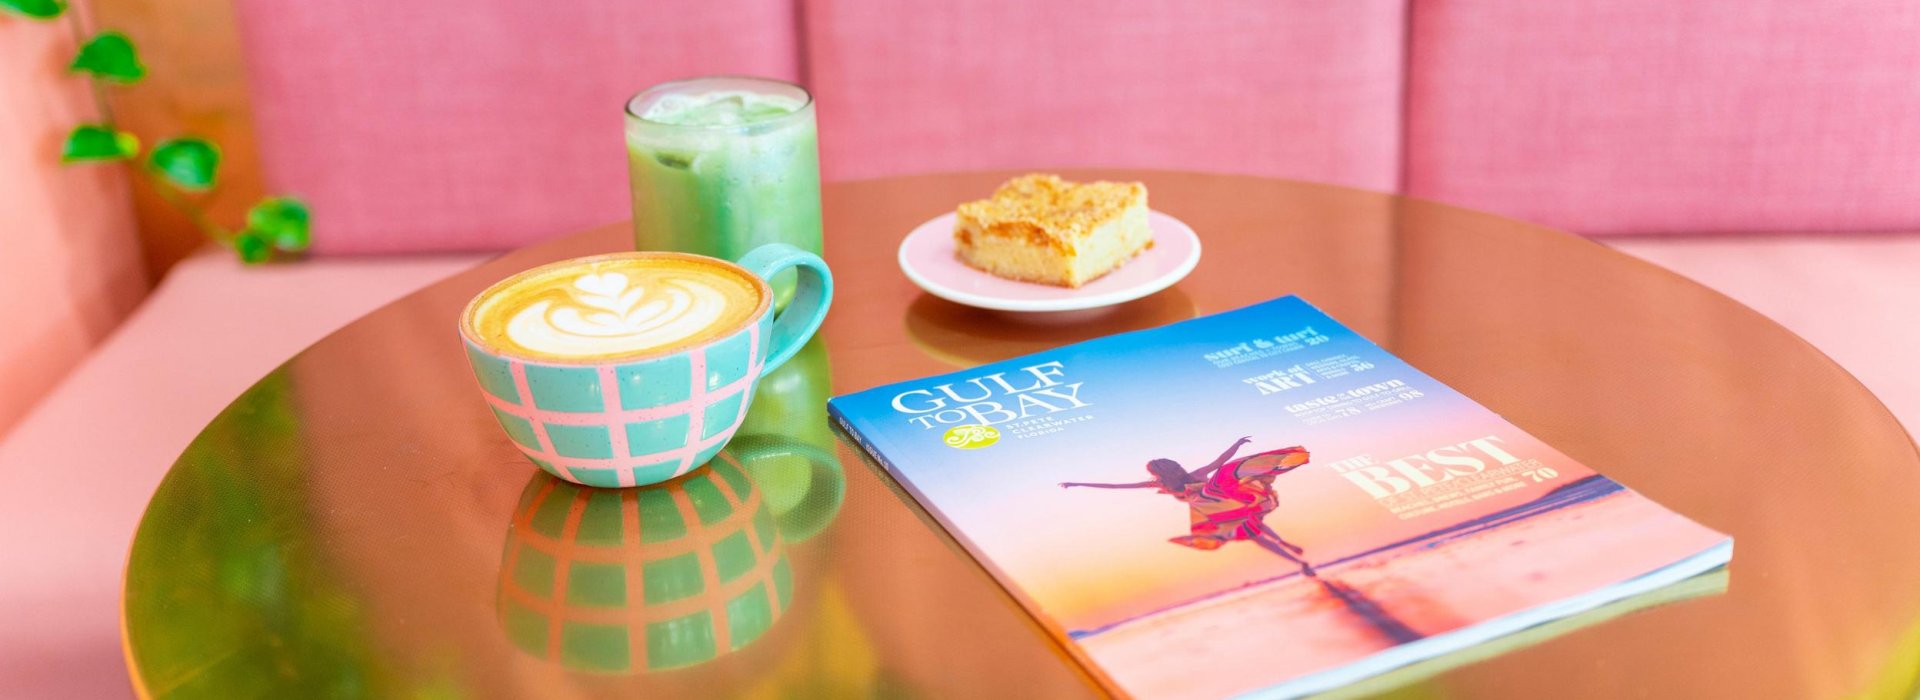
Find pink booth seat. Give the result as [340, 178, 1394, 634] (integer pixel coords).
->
[1405, 0, 1920, 235]
[805, 0, 1406, 190]
[234, 0, 799, 255]
[0, 250, 483, 699]
[0, 10, 147, 440]
[1613, 235, 1920, 432]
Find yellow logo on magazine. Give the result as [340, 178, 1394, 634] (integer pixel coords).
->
[943, 424, 1000, 449]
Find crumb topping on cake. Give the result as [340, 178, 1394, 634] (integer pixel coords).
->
[955, 174, 1146, 251]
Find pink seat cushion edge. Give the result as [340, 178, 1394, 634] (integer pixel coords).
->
[1612, 234, 1920, 432]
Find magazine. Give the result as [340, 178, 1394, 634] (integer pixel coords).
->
[828, 295, 1733, 699]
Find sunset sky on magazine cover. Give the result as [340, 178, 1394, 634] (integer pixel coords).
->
[831, 297, 1724, 633]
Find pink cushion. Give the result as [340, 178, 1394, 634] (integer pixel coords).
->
[1405, 0, 1920, 235]
[234, 1, 799, 255]
[0, 15, 146, 439]
[0, 251, 483, 698]
[1612, 234, 1920, 429]
[804, 0, 1406, 190]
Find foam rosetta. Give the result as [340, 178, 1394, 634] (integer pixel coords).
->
[469, 256, 763, 361]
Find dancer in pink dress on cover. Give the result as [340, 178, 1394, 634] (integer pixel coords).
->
[1062, 437, 1316, 576]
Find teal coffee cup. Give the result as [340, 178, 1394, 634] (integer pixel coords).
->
[459, 244, 832, 488]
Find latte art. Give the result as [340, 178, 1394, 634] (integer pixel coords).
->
[467, 255, 764, 361]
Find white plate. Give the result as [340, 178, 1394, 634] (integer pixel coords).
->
[896, 210, 1201, 312]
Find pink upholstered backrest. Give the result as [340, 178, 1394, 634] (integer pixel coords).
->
[1405, 0, 1920, 235]
[0, 14, 147, 439]
[804, 0, 1406, 191]
[234, 0, 1920, 251]
[233, 1, 800, 254]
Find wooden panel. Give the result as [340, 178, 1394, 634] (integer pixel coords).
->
[92, 0, 263, 277]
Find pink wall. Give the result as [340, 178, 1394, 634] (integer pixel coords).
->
[0, 10, 148, 439]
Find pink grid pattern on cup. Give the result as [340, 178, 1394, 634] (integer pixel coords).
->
[483, 325, 763, 487]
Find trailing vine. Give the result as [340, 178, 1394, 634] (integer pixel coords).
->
[7, 0, 310, 263]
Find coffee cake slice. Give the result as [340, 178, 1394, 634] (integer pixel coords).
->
[953, 174, 1152, 288]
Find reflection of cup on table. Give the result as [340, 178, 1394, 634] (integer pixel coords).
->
[625, 76, 822, 306]
[496, 461, 790, 673]
[459, 244, 832, 488]
[720, 434, 844, 543]
[733, 338, 845, 541]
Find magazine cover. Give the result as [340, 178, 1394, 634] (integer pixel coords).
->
[828, 296, 1732, 699]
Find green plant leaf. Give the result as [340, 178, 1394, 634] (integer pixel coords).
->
[148, 138, 220, 191]
[1, 0, 66, 19]
[247, 197, 311, 251]
[61, 124, 138, 162]
[70, 31, 146, 83]
[232, 230, 271, 264]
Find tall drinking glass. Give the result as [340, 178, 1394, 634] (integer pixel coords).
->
[625, 76, 823, 305]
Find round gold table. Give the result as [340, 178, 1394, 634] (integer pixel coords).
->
[124, 171, 1920, 698]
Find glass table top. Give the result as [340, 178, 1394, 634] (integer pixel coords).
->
[124, 171, 1920, 698]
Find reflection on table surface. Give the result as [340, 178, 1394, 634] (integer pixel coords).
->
[125, 333, 1089, 698]
[499, 466, 796, 675]
[495, 341, 841, 677]
[1314, 566, 1730, 700]
[904, 287, 1200, 368]
[125, 171, 1920, 699]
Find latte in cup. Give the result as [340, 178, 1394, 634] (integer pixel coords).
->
[464, 254, 766, 361]
[460, 244, 832, 489]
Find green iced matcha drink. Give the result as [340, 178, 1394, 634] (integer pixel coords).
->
[625, 77, 822, 304]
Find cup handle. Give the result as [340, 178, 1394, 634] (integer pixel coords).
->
[737, 243, 833, 373]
